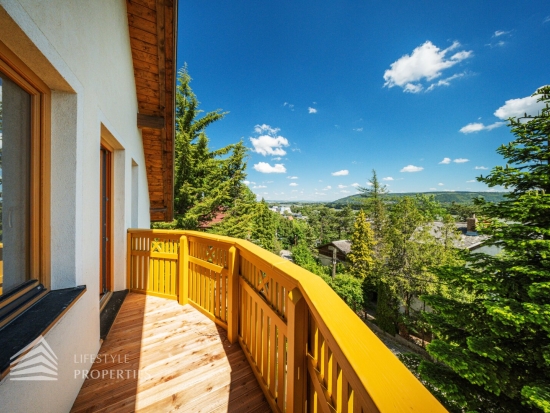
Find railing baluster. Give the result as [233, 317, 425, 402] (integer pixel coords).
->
[178, 235, 188, 305]
[287, 287, 307, 413]
[227, 246, 239, 343]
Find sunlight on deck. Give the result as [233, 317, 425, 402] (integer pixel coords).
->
[71, 293, 270, 412]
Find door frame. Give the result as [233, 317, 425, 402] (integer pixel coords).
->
[100, 139, 114, 298]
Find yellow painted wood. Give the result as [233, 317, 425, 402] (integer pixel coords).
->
[126, 230, 448, 413]
[126, 233, 131, 290]
[178, 235, 188, 305]
[227, 246, 239, 344]
[188, 255, 225, 273]
[287, 288, 307, 413]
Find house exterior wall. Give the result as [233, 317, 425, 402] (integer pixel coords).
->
[0, 1, 151, 411]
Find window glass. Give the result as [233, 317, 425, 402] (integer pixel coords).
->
[0, 71, 32, 295]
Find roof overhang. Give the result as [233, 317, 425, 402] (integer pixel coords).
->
[127, 0, 178, 222]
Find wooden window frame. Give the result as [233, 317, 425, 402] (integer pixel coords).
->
[0, 40, 51, 298]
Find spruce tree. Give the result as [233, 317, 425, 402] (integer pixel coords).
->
[347, 210, 377, 279]
[172, 66, 248, 229]
[419, 86, 550, 412]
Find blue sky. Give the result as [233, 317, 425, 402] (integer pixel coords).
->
[178, 1, 550, 202]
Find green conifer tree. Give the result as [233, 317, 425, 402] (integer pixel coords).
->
[418, 86, 550, 412]
[171, 66, 247, 229]
[347, 210, 377, 279]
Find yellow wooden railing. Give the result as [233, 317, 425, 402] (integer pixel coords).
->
[127, 229, 447, 413]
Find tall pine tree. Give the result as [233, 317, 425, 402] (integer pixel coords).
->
[171, 66, 248, 229]
[419, 86, 550, 412]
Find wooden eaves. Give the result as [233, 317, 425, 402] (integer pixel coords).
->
[127, 0, 178, 222]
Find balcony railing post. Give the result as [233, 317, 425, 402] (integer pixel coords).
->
[126, 232, 132, 290]
[178, 235, 189, 305]
[227, 245, 240, 344]
[287, 287, 308, 413]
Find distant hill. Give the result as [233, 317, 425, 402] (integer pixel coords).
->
[329, 191, 508, 206]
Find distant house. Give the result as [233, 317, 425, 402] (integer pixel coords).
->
[198, 208, 227, 230]
[317, 240, 351, 266]
[428, 217, 501, 255]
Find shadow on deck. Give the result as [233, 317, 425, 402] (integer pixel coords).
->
[71, 293, 270, 412]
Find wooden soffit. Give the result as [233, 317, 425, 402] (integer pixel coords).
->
[127, 0, 177, 222]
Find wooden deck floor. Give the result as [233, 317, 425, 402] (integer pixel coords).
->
[71, 293, 271, 413]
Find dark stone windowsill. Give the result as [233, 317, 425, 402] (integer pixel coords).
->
[0, 286, 87, 375]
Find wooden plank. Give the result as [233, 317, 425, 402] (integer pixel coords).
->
[71, 294, 267, 412]
[127, 1, 157, 23]
[137, 113, 165, 129]
[156, 0, 166, 113]
[127, 13, 157, 35]
[139, 101, 163, 114]
[129, 0, 156, 11]
[134, 67, 160, 83]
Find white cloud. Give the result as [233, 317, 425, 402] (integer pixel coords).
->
[308, 107, 317, 114]
[331, 170, 349, 176]
[366, 182, 373, 186]
[283, 102, 295, 111]
[383, 41, 472, 93]
[545, 16, 550, 23]
[253, 162, 287, 173]
[439, 157, 451, 164]
[426, 73, 466, 91]
[340, 190, 350, 194]
[400, 165, 424, 172]
[287, 176, 298, 179]
[438, 183, 444, 186]
[494, 30, 510, 37]
[338, 184, 347, 189]
[429, 187, 437, 190]
[453, 158, 469, 163]
[353, 128, 363, 132]
[253, 185, 267, 188]
[382, 177, 394, 181]
[475, 166, 488, 170]
[250, 124, 290, 156]
[323, 186, 332, 190]
[494, 94, 546, 119]
[351, 183, 360, 187]
[272, 157, 282, 161]
[289, 182, 298, 187]
[466, 179, 476, 183]
[404, 83, 423, 93]
[243, 180, 250, 185]
[459, 122, 505, 133]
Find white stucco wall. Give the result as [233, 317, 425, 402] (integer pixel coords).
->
[0, 1, 153, 411]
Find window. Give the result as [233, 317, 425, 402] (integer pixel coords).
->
[0, 40, 50, 301]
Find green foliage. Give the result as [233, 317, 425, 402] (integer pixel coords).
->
[296, 205, 351, 245]
[382, 197, 461, 316]
[444, 202, 481, 221]
[376, 282, 399, 335]
[319, 273, 364, 312]
[291, 242, 329, 277]
[347, 210, 376, 279]
[249, 199, 277, 252]
[169, 66, 248, 229]
[419, 86, 550, 412]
